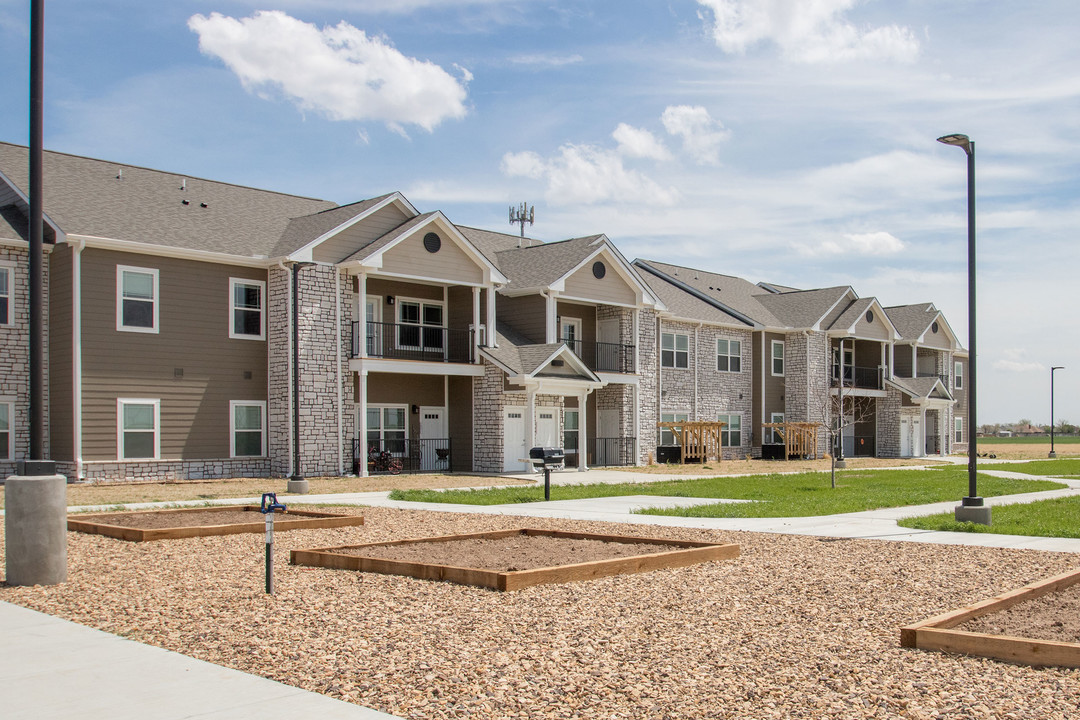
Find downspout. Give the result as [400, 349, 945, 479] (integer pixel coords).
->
[335, 268, 343, 476]
[73, 238, 84, 479]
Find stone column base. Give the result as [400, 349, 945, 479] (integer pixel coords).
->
[5, 473, 68, 586]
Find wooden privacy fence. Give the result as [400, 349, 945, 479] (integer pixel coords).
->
[657, 421, 726, 463]
[762, 422, 820, 459]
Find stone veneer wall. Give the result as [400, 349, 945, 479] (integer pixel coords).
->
[655, 319, 753, 459]
[784, 331, 829, 456]
[59, 458, 271, 483]
[268, 264, 346, 478]
[472, 361, 504, 472]
[876, 388, 903, 457]
[0, 245, 48, 479]
[636, 309, 658, 464]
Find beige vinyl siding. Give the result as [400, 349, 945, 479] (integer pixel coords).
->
[920, 324, 953, 350]
[448, 376, 473, 471]
[48, 243, 74, 461]
[80, 248, 267, 461]
[311, 204, 410, 264]
[853, 310, 890, 341]
[378, 227, 484, 286]
[497, 294, 546, 343]
[762, 331, 786, 435]
[562, 261, 637, 306]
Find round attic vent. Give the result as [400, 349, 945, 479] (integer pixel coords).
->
[931, 321, 939, 334]
[865, 310, 874, 324]
[592, 261, 606, 279]
[423, 232, 442, 253]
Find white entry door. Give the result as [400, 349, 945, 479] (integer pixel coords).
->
[419, 406, 446, 472]
[900, 417, 912, 457]
[912, 416, 923, 456]
[536, 410, 559, 448]
[503, 407, 527, 472]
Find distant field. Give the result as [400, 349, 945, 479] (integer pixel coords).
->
[979, 435, 1080, 444]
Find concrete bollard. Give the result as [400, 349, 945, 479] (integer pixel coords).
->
[5, 473, 68, 586]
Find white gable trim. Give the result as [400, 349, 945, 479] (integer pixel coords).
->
[916, 310, 960, 348]
[286, 193, 418, 263]
[831, 298, 899, 340]
[811, 288, 857, 331]
[551, 240, 661, 308]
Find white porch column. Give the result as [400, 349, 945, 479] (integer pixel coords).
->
[880, 343, 887, 382]
[472, 287, 481, 362]
[486, 287, 497, 347]
[545, 292, 558, 343]
[578, 391, 589, 471]
[525, 388, 537, 463]
[358, 370, 369, 477]
[889, 343, 895, 380]
[357, 271, 367, 359]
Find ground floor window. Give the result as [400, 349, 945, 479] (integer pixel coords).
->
[659, 411, 689, 446]
[368, 405, 407, 454]
[768, 412, 784, 444]
[231, 401, 266, 457]
[954, 417, 963, 444]
[563, 410, 579, 451]
[0, 401, 11, 460]
[717, 413, 742, 447]
[118, 398, 160, 460]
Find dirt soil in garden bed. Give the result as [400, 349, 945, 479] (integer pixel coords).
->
[3, 507, 1080, 719]
[76, 509, 303, 530]
[336, 535, 677, 572]
[960, 582, 1080, 643]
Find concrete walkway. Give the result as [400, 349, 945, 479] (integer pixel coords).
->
[8, 461, 1079, 719]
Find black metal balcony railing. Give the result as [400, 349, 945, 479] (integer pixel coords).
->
[351, 321, 474, 363]
[353, 438, 453, 475]
[832, 365, 882, 390]
[563, 339, 636, 373]
[591, 437, 636, 466]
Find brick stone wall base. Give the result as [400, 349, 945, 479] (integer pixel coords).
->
[56, 458, 272, 483]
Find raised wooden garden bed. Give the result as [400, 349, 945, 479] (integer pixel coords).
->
[291, 527, 740, 591]
[68, 506, 364, 542]
[900, 567, 1080, 668]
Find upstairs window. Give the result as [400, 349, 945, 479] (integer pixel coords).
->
[716, 338, 741, 372]
[230, 278, 265, 340]
[954, 361, 963, 390]
[771, 340, 785, 376]
[117, 266, 158, 333]
[0, 263, 12, 326]
[661, 332, 689, 369]
[398, 300, 444, 351]
[954, 417, 963, 444]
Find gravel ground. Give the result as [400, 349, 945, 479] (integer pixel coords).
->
[961, 582, 1080, 644]
[3, 507, 1079, 719]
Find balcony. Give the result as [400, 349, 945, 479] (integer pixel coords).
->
[832, 365, 883, 390]
[352, 321, 475, 363]
[564, 339, 636, 374]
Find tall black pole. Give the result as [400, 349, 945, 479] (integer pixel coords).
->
[964, 143, 978, 504]
[29, 0, 46, 463]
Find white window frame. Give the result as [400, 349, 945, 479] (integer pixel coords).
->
[718, 413, 742, 447]
[396, 297, 445, 351]
[659, 411, 689, 446]
[117, 398, 161, 460]
[954, 361, 963, 390]
[0, 261, 14, 327]
[716, 338, 742, 373]
[0, 400, 13, 461]
[560, 316, 583, 355]
[769, 412, 785, 444]
[116, 265, 159, 333]
[563, 409, 580, 452]
[661, 332, 689, 369]
[771, 340, 785, 377]
[229, 278, 266, 340]
[230, 400, 267, 458]
[367, 404, 409, 456]
[954, 417, 963, 444]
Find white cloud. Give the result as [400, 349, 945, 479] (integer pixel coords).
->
[509, 53, 584, 68]
[188, 10, 469, 133]
[660, 105, 730, 165]
[501, 144, 678, 206]
[795, 231, 905, 257]
[994, 359, 1044, 373]
[696, 0, 919, 63]
[612, 123, 671, 160]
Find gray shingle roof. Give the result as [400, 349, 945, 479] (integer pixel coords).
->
[0, 142, 337, 258]
[826, 297, 876, 332]
[884, 303, 937, 341]
[635, 259, 779, 326]
[456, 226, 543, 267]
[637, 267, 754, 327]
[271, 195, 398, 258]
[754, 287, 852, 329]
[888, 376, 951, 400]
[493, 235, 605, 292]
[337, 211, 439, 265]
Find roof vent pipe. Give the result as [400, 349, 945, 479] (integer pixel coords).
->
[116, 168, 122, 180]
[181, 178, 186, 191]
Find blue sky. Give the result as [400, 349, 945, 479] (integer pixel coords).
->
[2, 0, 1079, 425]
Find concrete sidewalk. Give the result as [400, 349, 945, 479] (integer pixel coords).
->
[0, 601, 401, 720]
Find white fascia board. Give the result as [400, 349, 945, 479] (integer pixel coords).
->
[0, 167, 65, 242]
[526, 344, 599, 382]
[357, 211, 508, 285]
[348, 358, 486, 377]
[477, 348, 519, 376]
[65, 234, 269, 268]
[519, 377, 605, 395]
[286, 193, 418, 263]
[595, 371, 640, 386]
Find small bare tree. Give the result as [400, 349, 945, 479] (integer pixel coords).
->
[811, 389, 877, 489]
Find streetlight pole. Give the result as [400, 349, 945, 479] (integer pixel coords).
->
[938, 133, 989, 525]
[1050, 366, 1064, 458]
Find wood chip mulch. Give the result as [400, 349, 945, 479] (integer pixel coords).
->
[3, 506, 1079, 719]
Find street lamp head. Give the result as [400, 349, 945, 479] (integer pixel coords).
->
[937, 133, 972, 155]
[1052, 366, 1065, 371]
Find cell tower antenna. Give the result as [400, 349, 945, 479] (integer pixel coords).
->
[509, 201, 535, 245]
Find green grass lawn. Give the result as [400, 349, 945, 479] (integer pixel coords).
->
[898, 495, 1080, 539]
[978, 435, 1080, 444]
[389, 466, 1063, 518]
[981, 458, 1080, 477]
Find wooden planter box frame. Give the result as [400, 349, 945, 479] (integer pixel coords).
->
[900, 567, 1080, 668]
[291, 527, 740, 591]
[68, 506, 364, 542]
